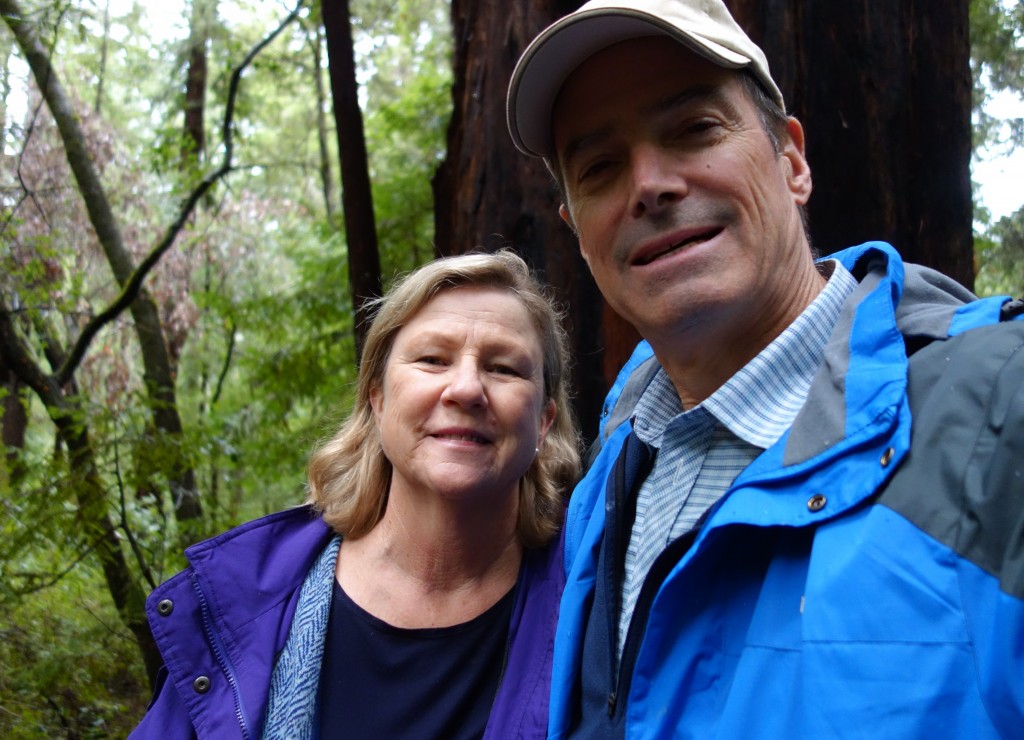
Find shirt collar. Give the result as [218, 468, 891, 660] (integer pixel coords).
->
[633, 260, 858, 449]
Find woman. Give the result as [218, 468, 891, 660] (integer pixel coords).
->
[131, 250, 579, 739]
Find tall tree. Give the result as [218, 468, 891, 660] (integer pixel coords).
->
[182, 0, 213, 169]
[728, 0, 974, 288]
[322, 0, 382, 356]
[303, 8, 337, 225]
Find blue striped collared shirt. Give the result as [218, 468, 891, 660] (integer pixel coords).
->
[618, 260, 858, 656]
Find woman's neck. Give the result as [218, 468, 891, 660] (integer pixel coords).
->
[335, 493, 523, 628]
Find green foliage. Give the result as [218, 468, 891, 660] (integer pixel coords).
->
[971, 0, 1024, 290]
[970, 0, 1024, 150]
[0, 563, 150, 738]
[975, 205, 1024, 297]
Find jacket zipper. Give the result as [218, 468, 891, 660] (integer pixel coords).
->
[193, 574, 252, 740]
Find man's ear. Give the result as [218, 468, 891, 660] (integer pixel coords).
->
[781, 117, 812, 205]
[559, 204, 591, 265]
[558, 203, 575, 233]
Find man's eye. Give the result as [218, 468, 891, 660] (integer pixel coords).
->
[579, 159, 613, 182]
[676, 119, 720, 139]
[491, 364, 522, 376]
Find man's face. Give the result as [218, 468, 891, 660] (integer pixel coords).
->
[553, 36, 814, 351]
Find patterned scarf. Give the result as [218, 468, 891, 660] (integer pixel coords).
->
[262, 534, 341, 739]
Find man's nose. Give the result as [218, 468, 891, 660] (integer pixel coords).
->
[630, 144, 684, 218]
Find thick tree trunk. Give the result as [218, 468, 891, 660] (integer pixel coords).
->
[728, 0, 974, 288]
[322, 0, 382, 358]
[434, 0, 626, 442]
[2, 0, 202, 521]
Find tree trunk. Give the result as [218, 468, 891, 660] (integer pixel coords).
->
[1, 356, 28, 487]
[322, 0, 382, 358]
[94, 0, 111, 113]
[434, 0, 626, 442]
[727, 0, 974, 288]
[182, 0, 211, 166]
[309, 16, 337, 226]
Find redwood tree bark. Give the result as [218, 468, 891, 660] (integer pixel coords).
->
[727, 0, 974, 288]
[322, 0, 382, 357]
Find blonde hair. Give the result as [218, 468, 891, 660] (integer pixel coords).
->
[306, 250, 580, 548]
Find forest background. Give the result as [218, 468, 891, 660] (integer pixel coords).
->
[1, 0, 1022, 736]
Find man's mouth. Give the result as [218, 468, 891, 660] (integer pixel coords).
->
[635, 228, 722, 266]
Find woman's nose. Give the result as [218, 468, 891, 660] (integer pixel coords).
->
[441, 359, 486, 406]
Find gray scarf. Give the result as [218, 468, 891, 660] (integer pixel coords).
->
[262, 534, 341, 739]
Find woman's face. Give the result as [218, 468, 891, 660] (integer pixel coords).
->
[371, 286, 556, 509]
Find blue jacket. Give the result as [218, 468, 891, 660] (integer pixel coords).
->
[131, 506, 564, 739]
[551, 243, 1024, 739]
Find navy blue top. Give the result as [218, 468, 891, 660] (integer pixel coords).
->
[318, 578, 515, 739]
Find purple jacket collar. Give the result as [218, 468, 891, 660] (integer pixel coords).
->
[131, 506, 563, 739]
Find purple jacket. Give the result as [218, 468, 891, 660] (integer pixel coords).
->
[130, 506, 564, 739]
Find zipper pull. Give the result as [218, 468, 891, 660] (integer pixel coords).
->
[607, 691, 617, 717]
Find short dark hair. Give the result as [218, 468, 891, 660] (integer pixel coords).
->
[738, 70, 789, 154]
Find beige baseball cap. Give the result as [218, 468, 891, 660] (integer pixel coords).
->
[507, 0, 784, 159]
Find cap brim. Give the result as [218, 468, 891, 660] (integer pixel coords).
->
[508, 11, 750, 158]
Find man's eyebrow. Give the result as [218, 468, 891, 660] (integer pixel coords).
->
[560, 84, 735, 171]
[648, 84, 728, 117]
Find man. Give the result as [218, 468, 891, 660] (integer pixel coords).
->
[506, 0, 1024, 737]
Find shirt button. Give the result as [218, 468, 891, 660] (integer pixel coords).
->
[807, 494, 827, 512]
[193, 676, 211, 694]
[157, 599, 174, 616]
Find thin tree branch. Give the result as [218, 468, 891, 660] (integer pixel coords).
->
[53, 1, 306, 385]
[210, 319, 236, 407]
[114, 435, 157, 591]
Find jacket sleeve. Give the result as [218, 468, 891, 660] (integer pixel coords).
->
[957, 323, 1024, 735]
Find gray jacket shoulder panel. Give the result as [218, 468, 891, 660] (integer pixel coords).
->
[878, 321, 1024, 597]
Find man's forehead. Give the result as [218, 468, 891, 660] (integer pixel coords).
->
[552, 41, 741, 151]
